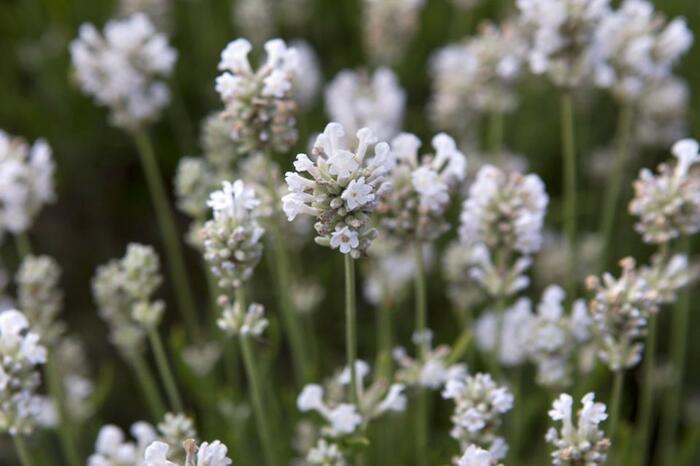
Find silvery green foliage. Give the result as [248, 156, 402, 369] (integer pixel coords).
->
[459, 165, 548, 299]
[215, 38, 299, 157]
[394, 330, 467, 390]
[325, 69, 405, 141]
[0, 309, 47, 435]
[594, 0, 693, 102]
[442, 372, 513, 463]
[0, 131, 55, 237]
[144, 439, 232, 466]
[297, 361, 406, 462]
[70, 13, 177, 128]
[202, 180, 264, 289]
[517, 0, 611, 89]
[586, 257, 657, 371]
[216, 297, 268, 338]
[16, 255, 65, 345]
[629, 139, 700, 244]
[92, 243, 164, 352]
[363, 0, 425, 65]
[282, 123, 393, 258]
[545, 393, 610, 466]
[430, 20, 526, 131]
[378, 133, 466, 242]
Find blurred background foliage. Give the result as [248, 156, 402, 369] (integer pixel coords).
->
[0, 0, 699, 463]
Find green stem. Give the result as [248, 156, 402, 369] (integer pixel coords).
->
[560, 92, 577, 298]
[131, 128, 199, 337]
[148, 328, 184, 412]
[344, 254, 359, 407]
[637, 312, 658, 464]
[240, 336, 277, 466]
[600, 105, 634, 270]
[126, 351, 166, 419]
[13, 435, 33, 466]
[375, 298, 393, 379]
[46, 355, 81, 466]
[414, 241, 428, 466]
[488, 110, 504, 158]
[14, 233, 32, 259]
[659, 238, 692, 464]
[608, 370, 624, 439]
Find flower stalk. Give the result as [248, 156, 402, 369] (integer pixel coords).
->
[13, 435, 33, 466]
[344, 254, 359, 407]
[414, 241, 428, 466]
[561, 91, 577, 297]
[148, 327, 184, 412]
[125, 350, 166, 420]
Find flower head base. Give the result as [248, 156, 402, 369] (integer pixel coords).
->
[202, 180, 265, 289]
[0, 309, 47, 435]
[70, 13, 177, 128]
[517, 0, 611, 89]
[325, 68, 405, 141]
[629, 138, 700, 244]
[16, 255, 65, 345]
[215, 38, 299, 156]
[378, 133, 466, 241]
[363, 0, 425, 65]
[546, 393, 610, 466]
[0, 131, 55, 237]
[217, 297, 268, 338]
[282, 123, 392, 258]
[443, 372, 513, 460]
[594, 0, 693, 102]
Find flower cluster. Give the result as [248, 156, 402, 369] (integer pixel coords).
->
[291, 40, 322, 110]
[594, 0, 693, 102]
[394, 330, 467, 390]
[443, 372, 513, 462]
[629, 138, 700, 244]
[0, 309, 47, 435]
[217, 297, 268, 338]
[215, 38, 300, 156]
[430, 20, 526, 130]
[363, 0, 425, 65]
[16, 255, 65, 345]
[70, 13, 177, 128]
[233, 0, 274, 47]
[0, 130, 55, 237]
[282, 123, 392, 258]
[325, 68, 405, 141]
[377, 132, 466, 241]
[144, 438, 232, 466]
[92, 243, 164, 352]
[545, 393, 610, 466]
[459, 165, 548, 298]
[363, 237, 422, 306]
[456, 445, 497, 466]
[474, 298, 533, 368]
[53, 336, 95, 424]
[636, 77, 689, 147]
[516, 0, 611, 88]
[201, 180, 265, 289]
[442, 240, 485, 311]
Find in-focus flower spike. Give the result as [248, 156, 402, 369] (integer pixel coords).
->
[394, 329, 467, 390]
[545, 393, 610, 466]
[325, 68, 405, 141]
[201, 180, 265, 290]
[215, 38, 299, 156]
[363, 0, 425, 65]
[0, 309, 47, 435]
[586, 257, 658, 371]
[629, 138, 700, 244]
[594, 0, 693, 102]
[282, 123, 392, 258]
[0, 131, 55, 237]
[15, 255, 65, 345]
[443, 372, 513, 462]
[70, 13, 177, 128]
[378, 132, 466, 242]
[459, 165, 548, 298]
[516, 0, 611, 89]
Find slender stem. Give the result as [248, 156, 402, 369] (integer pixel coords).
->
[600, 105, 634, 269]
[413, 241, 428, 466]
[344, 254, 359, 407]
[560, 92, 577, 297]
[488, 110, 504, 158]
[13, 435, 33, 466]
[638, 312, 658, 464]
[45, 355, 82, 466]
[240, 336, 277, 466]
[608, 370, 624, 439]
[126, 351, 166, 419]
[659, 238, 692, 464]
[14, 233, 32, 259]
[131, 128, 199, 337]
[263, 157, 313, 384]
[148, 328, 184, 412]
[375, 298, 393, 379]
